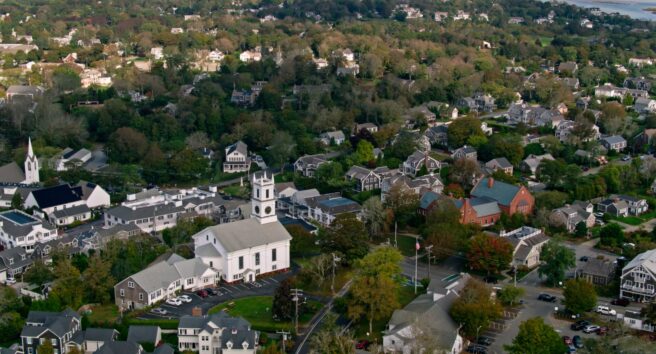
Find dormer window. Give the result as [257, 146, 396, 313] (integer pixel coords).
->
[128, 281, 135, 288]
[9, 258, 14, 265]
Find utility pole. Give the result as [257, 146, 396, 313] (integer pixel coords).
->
[276, 331, 289, 352]
[425, 245, 433, 280]
[394, 221, 398, 248]
[291, 288, 303, 334]
[414, 239, 419, 294]
[331, 253, 341, 295]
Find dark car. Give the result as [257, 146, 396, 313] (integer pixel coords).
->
[204, 288, 219, 296]
[196, 289, 208, 298]
[355, 340, 370, 350]
[571, 320, 590, 331]
[483, 276, 498, 284]
[477, 336, 493, 346]
[611, 298, 630, 306]
[579, 256, 589, 262]
[466, 345, 488, 354]
[573, 335, 583, 348]
[538, 293, 557, 302]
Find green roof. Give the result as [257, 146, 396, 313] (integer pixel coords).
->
[471, 177, 520, 206]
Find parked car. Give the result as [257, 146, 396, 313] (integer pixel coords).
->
[597, 326, 608, 336]
[571, 320, 590, 331]
[466, 345, 488, 354]
[355, 340, 370, 350]
[579, 256, 589, 262]
[621, 155, 631, 162]
[151, 307, 168, 315]
[483, 276, 498, 284]
[196, 290, 209, 298]
[4, 277, 16, 285]
[477, 336, 493, 346]
[611, 298, 630, 306]
[563, 336, 572, 346]
[166, 298, 183, 306]
[583, 325, 600, 333]
[538, 293, 557, 302]
[178, 295, 193, 303]
[567, 345, 577, 353]
[573, 335, 583, 348]
[205, 288, 219, 296]
[596, 306, 616, 316]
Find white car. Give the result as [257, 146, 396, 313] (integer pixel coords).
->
[151, 307, 168, 315]
[583, 325, 600, 333]
[5, 277, 16, 285]
[178, 294, 193, 303]
[596, 306, 616, 316]
[166, 298, 183, 306]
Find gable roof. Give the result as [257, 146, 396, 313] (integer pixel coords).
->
[127, 326, 160, 345]
[471, 178, 522, 206]
[487, 157, 512, 169]
[0, 162, 25, 183]
[601, 135, 626, 145]
[226, 141, 248, 156]
[30, 184, 83, 209]
[94, 341, 141, 354]
[624, 249, 656, 275]
[197, 218, 292, 253]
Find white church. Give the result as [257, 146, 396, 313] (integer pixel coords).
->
[192, 171, 292, 283]
[0, 137, 40, 185]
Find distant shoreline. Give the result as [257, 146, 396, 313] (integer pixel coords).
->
[645, 7, 656, 14]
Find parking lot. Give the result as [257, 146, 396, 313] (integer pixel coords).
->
[139, 273, 289, 319]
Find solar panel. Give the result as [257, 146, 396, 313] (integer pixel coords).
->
[1, 211, 37, 225]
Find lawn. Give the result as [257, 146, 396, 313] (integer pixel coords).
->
[394, 235, 420, 257]
[86, 304, 120, 326]
[614, 216, 644, 226]
[208, 296, 322, 333]
[222, 185, 249, 198]
[351, 285, 422, 342]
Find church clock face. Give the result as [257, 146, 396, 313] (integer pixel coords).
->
[254, 206, 260, 214]
[265, 206, 272, 215]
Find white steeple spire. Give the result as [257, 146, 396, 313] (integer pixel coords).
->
[251, 171, 277, 224]
[23, 137, 39, 184]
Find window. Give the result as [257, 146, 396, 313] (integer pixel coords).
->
[266, 189, 269, 199]
[272, 249, 277, 262]
[27, 338, 32, 345]
[187, 278, 194, 285]
[139, 293, 144, 301]
[128, 281, 135, 288]
[256, 188, 260, 198]
[206, 235, 209, 241]
[239, 256, 244, 270]
[120, 289, 125, 297]
[255, 253, 260, 266]
[51, 339, 57, 345]
[272, 264, 277, 270]
[28, 348, 33, 354]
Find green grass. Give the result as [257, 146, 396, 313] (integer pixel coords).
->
[614, 216, 644, 226]
[351, 285, 422, 342]
[222, 185, 249, 198]
[208, 296, 322, 332]
[539, 36, 553, 46]
[86, 304, 120, 326]
[394, 235, 420, 257]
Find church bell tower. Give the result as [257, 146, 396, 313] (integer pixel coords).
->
[251, 171, 277, 224]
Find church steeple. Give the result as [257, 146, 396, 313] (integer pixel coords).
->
[251, 171, 277, 224]
[23, 137, 39, 184]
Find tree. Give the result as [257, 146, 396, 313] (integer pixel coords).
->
[487, 134, 524, 166]
[348, 247, 403, 335]
[52, 66, 81, 93]
[575, 222, 588, 238]
[640, 302, 656, 325]
[287, 224, 315, 256]
[23, 260, 54, 286]
[599, 223, 625, 247]
[384, 183, 420, 226]
[361, 197, 386, 238]
[504, 317, 568, 354]
[563, 278, 597, 314]
[538, 240, 576, 287]
[448, 117, 484, 147]
[450, 279, 502, 337]
[269, 131, 296, 167]
[107, 127, 149, 164]
[318, 214, 369, 262]
[37, 340, 55, 354]
[535, 191, 569, 211]
[272, 278, 293, 321]
[50, 259, 84, 309]
[169, 149, 206, 182]
[0, 287, 26, 344]
[497, 285, 525, 307]
[600, 102, 627, 135]
[448, 158, 482, 190]
[82, 255, 115, 304]
[352, 140, 375, 165]
[11, 192, 22, 209]
[309, 313, 356, 354]
[467, 234, 514, 275]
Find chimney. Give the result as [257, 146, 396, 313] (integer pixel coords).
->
[191, 306, 202, 317]
[487, 178, 494, 188]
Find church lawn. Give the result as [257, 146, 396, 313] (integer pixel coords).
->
[86, 304, 120, 326]
[208, 296, 322, 333]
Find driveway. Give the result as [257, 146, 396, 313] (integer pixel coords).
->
[139, 273, 290, 320]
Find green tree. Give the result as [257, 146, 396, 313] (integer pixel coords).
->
[640, 303, 656, 325]
[352, 140, 375, 165]
[37, 339, 55, 354]
[347, 247, 403, 335]
[450, 279, 502, 337]
[50, 259, 84, 309]
[600, 223, 624, 247]
[535, 191, 569, 211]
[361, 197, 386, 239]
[23, 260, 54, 286]
[11, 192, 22, 209]
[467, 234, 514, 275]
[309, 313, 356, 354]
[52, 66, 81, 93]
[538, 240, 576, 287]
[487, 134, 524, 166]
[319, 214, 369, 262]
[504, 317, 568, 354]
[272, 278, 293, 321]
[107, 127, 149, 164]
[448, 117, 484, 147]
[574, 222, 588, 238]
[269, 131, 296, 167]
[498, 285, 526, 307]
[82, 255, 115, 304]
[287, 224, 315, 256]
[563, 278, 597, 314]
[169, 148, 206, 182]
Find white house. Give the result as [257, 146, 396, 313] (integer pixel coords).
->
[178, 312, 258, 354]
[0, 209, 58, 253]
[620, 249, 656, 302]
[55, 148, 92, 171]
[239, 50, 262, 63]
[223, 141, 251, 173]
[192, 171, 291, 283]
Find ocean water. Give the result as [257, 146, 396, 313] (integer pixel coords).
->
[554, 0, 656, 20]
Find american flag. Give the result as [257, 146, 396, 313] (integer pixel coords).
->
[415, 241, 420, 251]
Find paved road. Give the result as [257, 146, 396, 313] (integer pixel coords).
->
[581, 158, 631, 176]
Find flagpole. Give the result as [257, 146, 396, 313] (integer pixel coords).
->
[414, 240, 418, 294]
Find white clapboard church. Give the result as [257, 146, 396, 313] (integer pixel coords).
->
[192, 171, 291, 283]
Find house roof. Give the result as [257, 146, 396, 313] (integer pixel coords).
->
[94, 341, 141, 354]
[29, 184, 83, 209]
[346, 165, 373, 180]
[305, 194, 361, 214]
[471, 178, 522, 206]
[106, 203, 186, 222]
[469, 197, 502, 217]
[198, 218, 292, 253]
[22, 309, 80, 338]
[0, 209, 55, 238]
[128, 260, 182, 294]
[624, 249, 656, 275]
[127, 326, 160, 345]
[579, 258, 616, 278]
[0, 162, 25, 183]
[486, 157, 512, 169]
[226, 141, 248, 156]
[0, 246, 33, 271]
[601, 135, 626, 145]
[274, 182, 296, 194]
[420, 191, 442, 210]
[171, 258, 212, 279]
[84, 328, 118, 342]
[51, 204, 91, 219]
